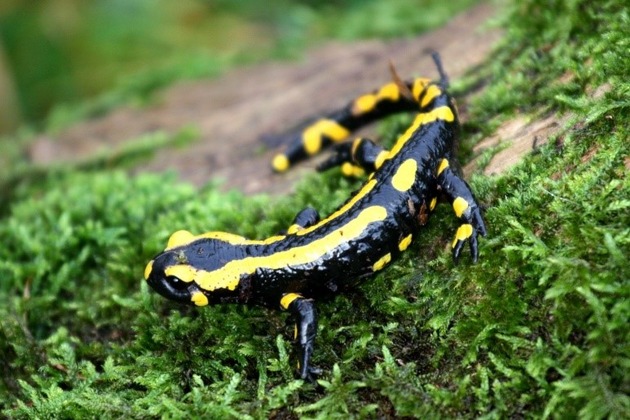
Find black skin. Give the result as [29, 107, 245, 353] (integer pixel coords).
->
[145, 53, 486, 381]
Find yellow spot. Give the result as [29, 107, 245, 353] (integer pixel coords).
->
[166, 230, 195, 250]
[352, 94, 377, 115]
[164, 265, 197, 283]
[430, 197, 437, 211]
[191, 292, 209, 307]
[452, 224, 474, 248]
[374, 150, 389, 169]
[287, 224, 301, 234]
[272, 154, 290, 172]
[420, 84, 442, 108]
[398, 234, 413, 251]
[436, 158, 449, 176]
[391, 159, 417, 192]
[144, 260, 154, 280]
[372, 253, 392, 271]
[192, 206, 388, 292]
[280, 293, 302, 310]
[452, 197, 469, 218]
[412, 78, 431, 100]
[303, 119, 350, 154]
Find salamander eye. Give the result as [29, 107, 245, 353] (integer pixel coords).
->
[166, 276, 189, 290]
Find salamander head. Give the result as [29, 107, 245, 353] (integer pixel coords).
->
[144, 248, 213, 306]
[144, 230, 240, 307]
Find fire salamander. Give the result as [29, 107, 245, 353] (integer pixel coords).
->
[144, 53, 486, 380]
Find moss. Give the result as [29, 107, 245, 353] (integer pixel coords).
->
[1, 0, 629, 418]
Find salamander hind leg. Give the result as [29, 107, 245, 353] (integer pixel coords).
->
[317, 137, 390, 178]
[280, 293, 321, 381]
[435, 158, 487, 263]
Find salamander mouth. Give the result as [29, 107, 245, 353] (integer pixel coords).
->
[147, 272, 192, 303]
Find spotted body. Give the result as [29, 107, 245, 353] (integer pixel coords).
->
[145, 54, 486, 380]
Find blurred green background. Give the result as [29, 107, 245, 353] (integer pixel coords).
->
[0, 0, 476, 135]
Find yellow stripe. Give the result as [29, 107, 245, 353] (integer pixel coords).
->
[164, 167, 378, 252]
[280, 293, 302, 310]
[296, 178, 377, 236]
[452, 197, 469, 218]
[388, 106, 455, 158]
[187, 206, 388, 291]
[167, 230, 287, 251]
[202, 232, 286, 246]
[430, 197, 437, 211]
[391, 159, 417, 192]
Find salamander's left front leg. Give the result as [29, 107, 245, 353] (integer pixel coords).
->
[287, 207, 320, 234]
[280, 293, 321, 381]
[436, 158, 487, 262]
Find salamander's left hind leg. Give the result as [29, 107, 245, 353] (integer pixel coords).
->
[317, 137, 390, 177]
[435, 157, 487, 262]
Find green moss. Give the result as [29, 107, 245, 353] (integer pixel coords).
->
[1, 0, 629, 418]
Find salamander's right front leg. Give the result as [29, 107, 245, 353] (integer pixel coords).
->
[280, 293, 320, 381]
[435, 157, 487, 262]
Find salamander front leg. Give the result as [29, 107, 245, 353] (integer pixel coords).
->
[317, 137, 390, 177]
[435, 158, 487, 263]
[280, 293, 321, 381]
